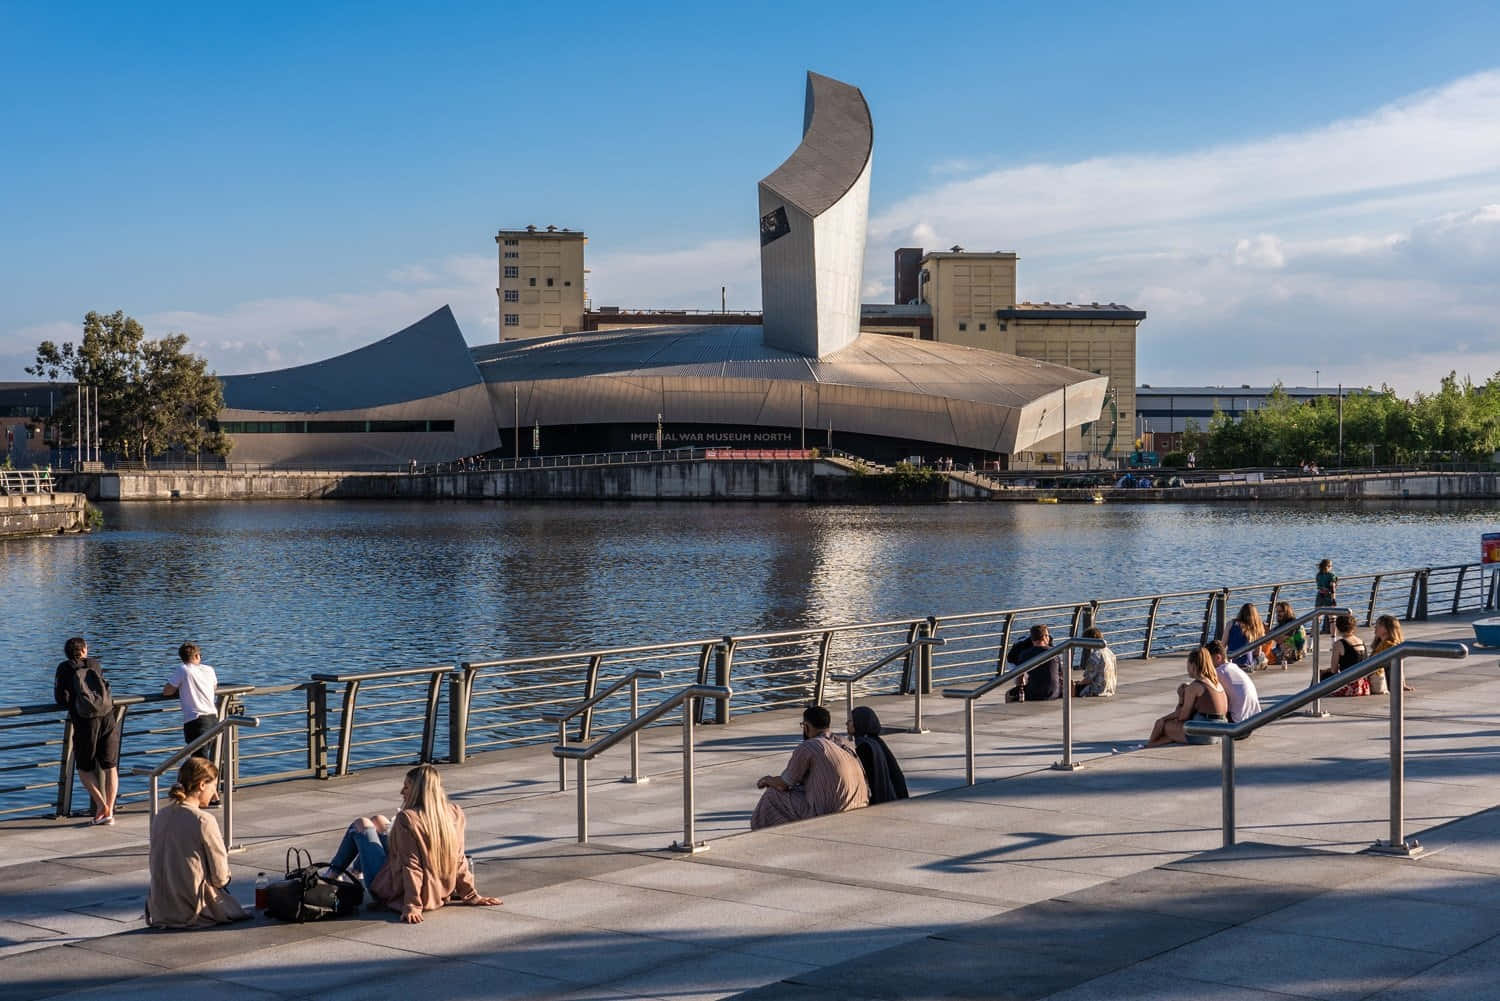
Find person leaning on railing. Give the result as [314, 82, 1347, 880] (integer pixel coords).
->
[325, 764, 501, 924]
[146, 757, 249, 928]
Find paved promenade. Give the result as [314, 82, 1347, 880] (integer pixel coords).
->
[2, 613, 1498, 1000]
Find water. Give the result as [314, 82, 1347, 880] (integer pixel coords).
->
[4, 498, 1499, 703]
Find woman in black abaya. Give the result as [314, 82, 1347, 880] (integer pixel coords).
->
[847, 706, 909, 805]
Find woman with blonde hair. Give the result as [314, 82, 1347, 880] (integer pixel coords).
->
[1369, 614, 1412, 695]
[1147, 647, 1229, 747]
[1225, 603, 1267, 669]
[329, 764, 501, 923]
[146, 757, 249, 928]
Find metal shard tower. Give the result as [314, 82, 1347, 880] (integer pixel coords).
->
[758, 72, 873, 359]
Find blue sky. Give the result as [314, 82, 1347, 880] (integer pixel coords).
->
[3, 0, 1500, 390]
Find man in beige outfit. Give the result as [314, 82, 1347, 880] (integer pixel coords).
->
[751, 705, 869, 830]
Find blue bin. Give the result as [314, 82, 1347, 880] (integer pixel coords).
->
[1474, 618, 1500, 647]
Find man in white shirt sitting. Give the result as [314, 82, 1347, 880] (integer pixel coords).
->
[163, 642, 220, 763]
[1207, 640, 1261, 723]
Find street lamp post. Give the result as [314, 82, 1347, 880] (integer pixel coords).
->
[1337, 383, 1344, 468]
[656, 412, 663, 450]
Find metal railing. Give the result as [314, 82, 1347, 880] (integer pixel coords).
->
[0, 469, 55, 495]
[309, 665, 452, 777]
[542, 669, 662, 790]
[133, 715, 259, 850]
[2, 560, 1497, 823]
[553, 683, 732, 852]
[942, 637, 1107, 784]
[1185, 640, 1469, 853]
[830, 634, 944, 732]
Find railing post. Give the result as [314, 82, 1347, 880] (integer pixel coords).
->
[332, 681, 360, 777]
[1265, 585, 1281, 627]
[1215, 589, 1229, 641]
[557, 722, 569, 792]
[579, 655, 603, 742]
[419, 670, 445, 764]
[714, 639, 733, 724]
[1306, 617, 1328, 718]
[998, 612, 1016, 667]
[1221, 732, 1237, 848]
[1366, 575, 1382, 627]
[671, 698, 708, 853]
[1453, 565, 1468, 614]
[813, 630, 835, 706]
[899, 620, 922, 694]
[1372, 656, 1421, 856]
[913, 628, 933, 735]
[55, 717, 76, 818]
[223, 722, 239, 851]
[963, 700, 976, 785]
[626, 673, 648, 784]
[448, 668, 471, 764]
[576, 758, 588, 844]
[1199, 592, 1216, 646]
[1052, 642, 1081, 772]
[308, 683, 328, 779]
[1415, 570, 1429, 620]
[1144, 596, 1164, 658]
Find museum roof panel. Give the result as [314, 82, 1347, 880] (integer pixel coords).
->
[758, 72, 873, 218]
[470, 324, 1102, 409]
[220, 306, 481, 413]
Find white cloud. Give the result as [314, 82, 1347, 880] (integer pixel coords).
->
[6, 70, 1500, 394]
[1233, 234, 1285, 270]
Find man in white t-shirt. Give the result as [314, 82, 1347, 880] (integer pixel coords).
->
[163, 642, 220, 762]
[1207, 640, 1261, 723]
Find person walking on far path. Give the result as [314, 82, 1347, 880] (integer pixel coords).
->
[53, 636, 119, 825]
[163, 643, 220, 765]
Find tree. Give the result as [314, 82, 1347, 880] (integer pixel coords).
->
[27, 310, 230, 462]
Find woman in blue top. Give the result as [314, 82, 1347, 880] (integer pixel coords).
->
[1225, 604, 1266, 669]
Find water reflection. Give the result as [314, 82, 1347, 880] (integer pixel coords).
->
[2, 498, 1497, 702]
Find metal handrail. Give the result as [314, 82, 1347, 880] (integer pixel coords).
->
[1224, 606, 1349, 717]
[309, 664, 453, 775]
[830, 636, 945, 732]
[942, 637, 1106, 784]
[132, 714, 260, 850]
[1185, 640, 1468, 853]
[553, 683, 731, 852]
[542, 669, 663, 789]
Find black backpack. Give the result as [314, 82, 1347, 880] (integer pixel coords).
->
[63, 658, 113, 719]
[265, 848, 364, 922]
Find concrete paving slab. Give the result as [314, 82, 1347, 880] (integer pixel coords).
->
[1139, 927, 1444, 1001]
[1359, 933, 1500, 1001]
[1035, 968, 1315, 1001]
[0, 944, 166, 1001]
[1245, 886, 1500, 955]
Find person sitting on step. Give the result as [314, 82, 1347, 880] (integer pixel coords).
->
[1146, 647, 1229, 747]
[752, 705, 869, 830]
[327, 764, 501, 923]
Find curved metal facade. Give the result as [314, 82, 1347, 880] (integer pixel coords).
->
[473, 325, 1106, 455]
[758, 72, 873, 359]
[217, 306, 501, 466]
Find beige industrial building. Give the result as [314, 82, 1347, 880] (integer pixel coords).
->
[912, 250, 1143, 462]
[495, 226, 587, 341]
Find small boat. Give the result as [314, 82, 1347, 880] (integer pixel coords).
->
[1037, 496, 1059, 504]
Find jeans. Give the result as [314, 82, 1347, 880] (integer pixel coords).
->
[330, 822, 388, 891]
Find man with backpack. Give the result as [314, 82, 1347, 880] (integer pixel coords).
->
[53, 636, 120, 825]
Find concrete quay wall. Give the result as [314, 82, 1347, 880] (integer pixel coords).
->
[1008, 470, 1500, 503]
[68, 460, 863, 502]
[0, 492, 88, 537]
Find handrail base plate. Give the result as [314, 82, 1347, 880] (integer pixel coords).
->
[1369, 839, 1426, 859]
[669, 840, 709, 854]
[1050, 761, 1084, 772]
[621, 775, 650, 785]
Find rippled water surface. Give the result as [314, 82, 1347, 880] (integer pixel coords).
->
[4, 498, 1499, 702]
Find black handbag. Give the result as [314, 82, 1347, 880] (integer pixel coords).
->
[265, 848, 364, 922]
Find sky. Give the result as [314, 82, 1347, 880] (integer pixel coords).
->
[3, 0, 1500, 393]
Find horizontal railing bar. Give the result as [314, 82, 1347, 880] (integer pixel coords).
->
[311, 665, 453, 683]
[555, 685, 730, 761]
